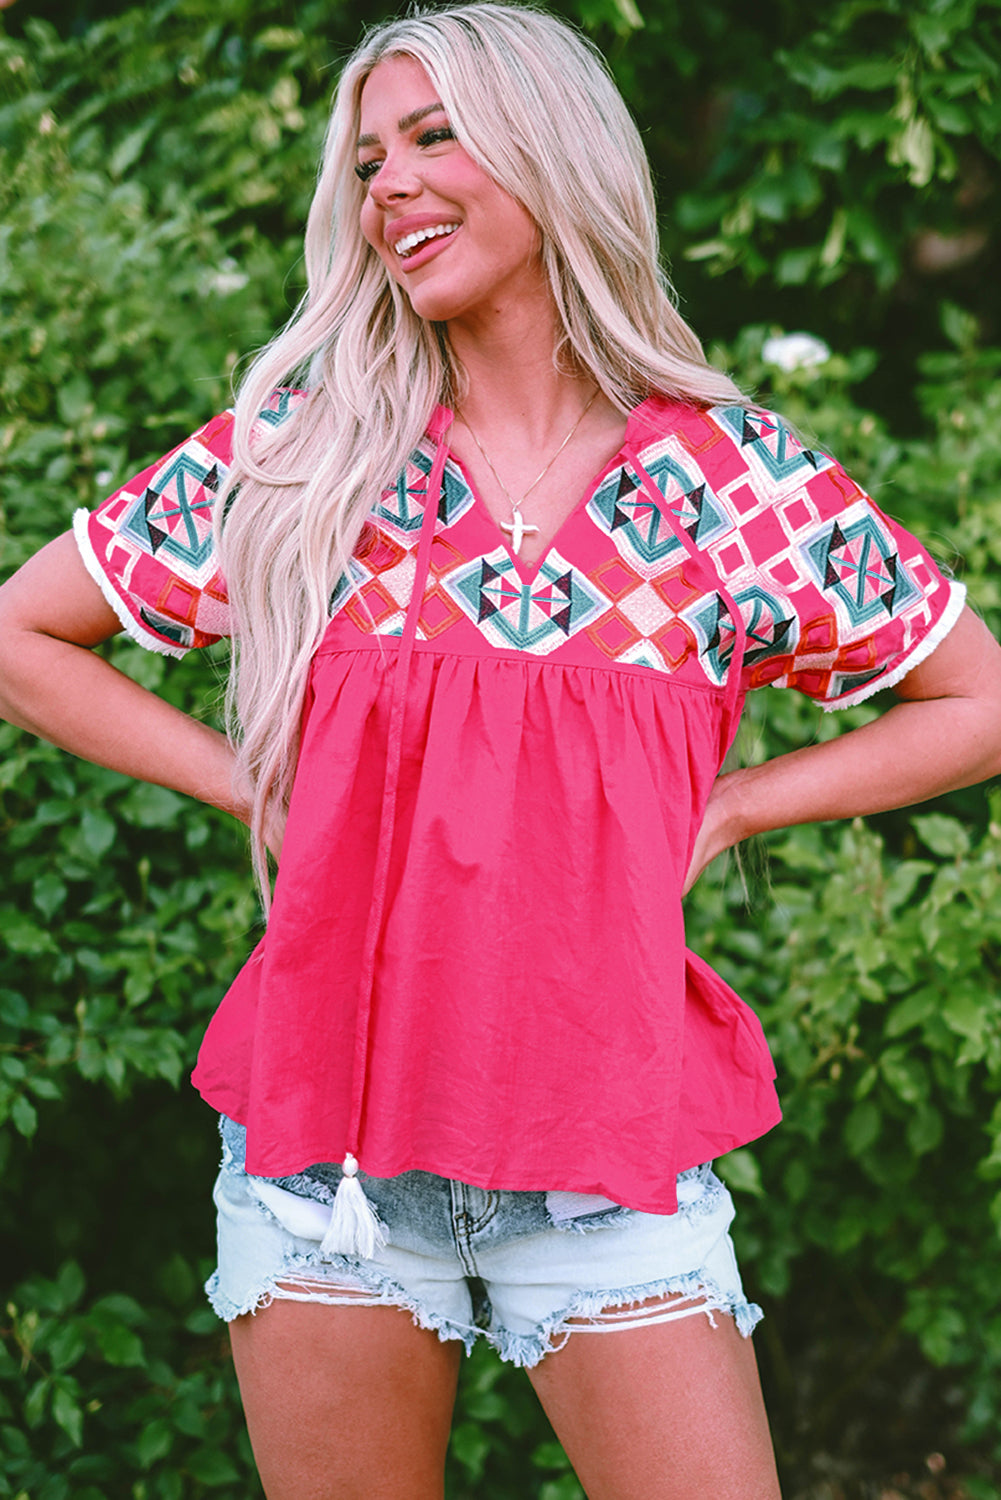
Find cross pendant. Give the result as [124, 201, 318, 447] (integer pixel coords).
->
[500, 507, 540, 556]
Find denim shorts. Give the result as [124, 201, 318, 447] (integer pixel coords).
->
[206, 1117, 762, 1368]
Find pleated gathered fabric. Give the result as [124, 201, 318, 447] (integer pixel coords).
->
[77, 392, 965, 1214]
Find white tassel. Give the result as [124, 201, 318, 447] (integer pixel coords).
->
[318, 1153, 386, 1260]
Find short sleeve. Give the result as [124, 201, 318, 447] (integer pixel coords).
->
[73, 409, 235, 658]
[702, 407, 966, 709]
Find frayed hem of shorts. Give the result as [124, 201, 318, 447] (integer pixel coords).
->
[675, 1165, 728, 1220]
[548, 1203, 636, 1235]
[203, 1253, 479, 1354]
[489, 1269, 763, 1370]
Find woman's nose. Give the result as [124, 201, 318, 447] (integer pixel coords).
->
[368, 149, 421, 206]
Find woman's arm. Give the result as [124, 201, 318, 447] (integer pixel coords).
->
[0, 531, 248, 822]
[685, 606, 1001, 893]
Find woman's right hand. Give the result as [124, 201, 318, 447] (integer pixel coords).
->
[0, 531, 245, 822]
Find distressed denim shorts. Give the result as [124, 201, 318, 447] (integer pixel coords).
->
[206, 1117, 762, 1368]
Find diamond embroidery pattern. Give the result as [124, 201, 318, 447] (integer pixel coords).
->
[122, 448, 217, 573]
[733, 585, 798, 667]
[639, 445, 732, 550]
[804, 510, 920, 628]
[685, 594, 737, 684]
[714, 405, 830, 490]
[587, 467, 684, 568]
[446, 549, 606, 654]
[374, 448, 476, 539]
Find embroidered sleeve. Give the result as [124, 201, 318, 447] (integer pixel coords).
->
[700, 407, 966, 709]
[73, 410, 234, 658]
[72, 389, 307, 658]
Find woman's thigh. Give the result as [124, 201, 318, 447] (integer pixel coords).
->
[229, 1297, 462, 1500]
[526, 1296, 781, 1500]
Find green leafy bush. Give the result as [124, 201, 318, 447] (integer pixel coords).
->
[3, 2, 1001, 1496]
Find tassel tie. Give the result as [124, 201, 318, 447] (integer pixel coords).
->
[320, 408, 454, 1260]
[319, 1153, 387, 1259]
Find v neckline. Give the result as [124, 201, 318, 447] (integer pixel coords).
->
[432, 395, 663, 586]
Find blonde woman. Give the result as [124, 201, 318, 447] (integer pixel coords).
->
[2, 5, 1000, 1497]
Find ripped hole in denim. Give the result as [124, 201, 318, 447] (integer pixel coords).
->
[269, 1275, 386, 1306]
[555, 1289, 715, 1340]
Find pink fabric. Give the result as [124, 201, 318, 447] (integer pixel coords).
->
[77, 393, 964, 1214]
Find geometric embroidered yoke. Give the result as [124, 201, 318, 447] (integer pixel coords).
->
[75, 392, 965, 1214]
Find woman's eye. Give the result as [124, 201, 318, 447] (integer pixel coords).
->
[354, 127, 453, 182]
[416, 126, 455, 147]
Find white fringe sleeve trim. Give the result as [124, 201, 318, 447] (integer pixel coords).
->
[822, 579, 967, 712]
[72, 507, 187, 660]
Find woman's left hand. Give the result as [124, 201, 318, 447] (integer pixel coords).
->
[682, 605, 1001, 895]
[683, 776, 742, 895]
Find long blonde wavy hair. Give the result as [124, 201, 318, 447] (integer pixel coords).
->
[219, 0, 745, 902]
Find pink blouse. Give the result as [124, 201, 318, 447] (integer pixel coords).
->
[74, 391, 964, 1213]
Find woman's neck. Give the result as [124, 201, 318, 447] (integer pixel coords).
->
[445, 298, 598, 448]
[442, 297, 630, 570]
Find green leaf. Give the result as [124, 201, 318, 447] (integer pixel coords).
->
[93, 1322, 145, 1367]
[0, 992, 29, 1027]
[911, 12, 958, 53]
[775, 248, 818, 285]
[56, 1262, 86, 1308]
[907, 1106, 944, 1156]
[55, 376, 93, 426]
[715, 1147, 763, 1196]
[159, 1468, 184, 1500]
[539, 1478, 586, 1500]
[256, 27, 304, 51]
[913, 813, 971, 858]
[156, 1253, 196, 1307]
[0, 911, 57, 956]
[27, 1076, 61, 1101]
[24, 1377, 50, 1428]
[32, 873, 67, 921]
[885, 987, 937, 1037]
[611, 0, 644, 30]
[137, 1418, 174, 1469]
[120, 784, 185, 829]
[185, 1447, 240, 1486]
[51, 1384, 83, 1447]
[881, 1050, 929, 1106]
[11, 1095, 37, 1140]
[108, 121, 155, 179]
[79, 810, 116, 859]
[916, 1303, 966, 1367]
[450, 1422, 490, 1480]
[843, 1100, 881, 1157]
[183, 1307, 219, 1337]
[890, 116, 936, 188]
[45, 1323, 86, 1373]
[93, 1293, 145, 1324]
[941, 991, 987, 1044]
[683, 238, 730, 263]
[883, 861, 934, 912]
[532, 1441, 572, 1470]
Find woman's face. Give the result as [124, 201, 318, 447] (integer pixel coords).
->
[356, 55, 545, 327]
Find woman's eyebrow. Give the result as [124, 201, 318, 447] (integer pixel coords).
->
[357, 101, 447, 150]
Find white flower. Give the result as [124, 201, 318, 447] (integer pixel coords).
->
[761, 332, 831, 372]
[206, 259, 249, 296]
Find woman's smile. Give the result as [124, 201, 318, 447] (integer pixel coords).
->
[386, 215, 462, 270]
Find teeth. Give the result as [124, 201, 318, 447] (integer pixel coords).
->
[394, 223, 460, 258]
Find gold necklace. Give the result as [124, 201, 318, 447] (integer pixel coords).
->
[458, 388, 600, 555]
